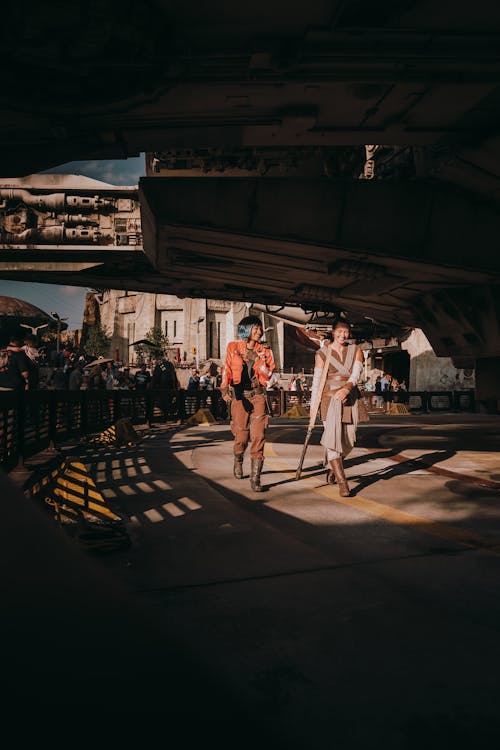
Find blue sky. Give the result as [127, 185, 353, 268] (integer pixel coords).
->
[0, 155, 146, 330]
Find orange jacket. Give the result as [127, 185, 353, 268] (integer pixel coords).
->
[221, 340, 275, 388]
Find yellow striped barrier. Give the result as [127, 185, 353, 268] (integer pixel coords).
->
[85, 418, 141, 446]
[186, 408, 216, 425]
[283, 403, 309, 419]
[388, 403, 411, 415]
[25, 458, 130, 552]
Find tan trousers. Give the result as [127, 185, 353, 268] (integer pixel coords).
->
[230, 393, 268, 460]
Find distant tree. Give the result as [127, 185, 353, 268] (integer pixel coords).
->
[142, 326, 170, 359]
[83, 323, 111, 358]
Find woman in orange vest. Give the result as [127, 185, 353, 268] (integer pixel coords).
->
[221, 315, 275, 491]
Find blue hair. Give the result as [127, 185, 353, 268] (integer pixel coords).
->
[237, 315, 263, 340]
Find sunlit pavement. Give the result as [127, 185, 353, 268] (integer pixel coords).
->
[18, 413, 500, 748]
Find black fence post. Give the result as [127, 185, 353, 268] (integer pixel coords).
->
[17, 391, 26, 467]
[423, 391, 430, 413]
[178, 389, 187, 421]
[81, 391, 88, 438]
[114, 391, 122, 421]
[48, 390, 58, 451]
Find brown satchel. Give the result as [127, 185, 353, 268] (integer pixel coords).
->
[341, 387, 369, 424]
[355, 387, 370, 422]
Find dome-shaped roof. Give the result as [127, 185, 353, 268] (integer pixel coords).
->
[0, 295, 53, 320]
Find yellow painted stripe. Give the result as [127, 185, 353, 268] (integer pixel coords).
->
[64, 467, 98, 488]
[55, 477, 103, 502]
[265, 442, 500, 553]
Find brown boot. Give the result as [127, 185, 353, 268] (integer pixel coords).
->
[330, 457, 350, 497]
[250, 458, 264, 492]
[325, 451, 335, 484]
[326, 469, 336, 484]
[233, 455, 244, 479]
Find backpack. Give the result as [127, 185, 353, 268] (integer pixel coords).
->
[0, 349, 11, 373]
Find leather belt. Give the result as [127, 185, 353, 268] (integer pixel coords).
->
[326, 376, 348, 390]
[243, 387, 264, 397]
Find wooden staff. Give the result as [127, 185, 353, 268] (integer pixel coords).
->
[295, 342, 333, 480]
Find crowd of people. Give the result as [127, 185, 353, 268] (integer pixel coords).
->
[365, 373, 408, 412]
[0, 332, 180, 393]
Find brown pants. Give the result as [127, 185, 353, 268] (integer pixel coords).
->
[230, 393, 268, 460]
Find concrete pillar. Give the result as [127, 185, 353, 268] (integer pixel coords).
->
[475, 357, 500, 413]
[402, 328, 475, 392]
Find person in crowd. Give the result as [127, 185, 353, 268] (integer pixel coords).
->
[203, 361, 218, 389]
[105, 361, 121, 390]
[152, 357, 179, 390]
[152, 356, 179, 420]
[49, 366, 68, 390]
[220, 315, 275, 492]
[187, 369, 200, 391]
[0, 336, 31, 391]
[391, 378, 403, 404]
[134, 363, 151, 391]
[38, 347, 48, 367]
[373, 375, 384, 409]
[119, 367, 135, 389]
[22, 334, 40, 390]
[264, 371, 281, 416]
[383, 373, 394, 412]
[397, 378, 409, 404]
[88, 364, 105, 390]
[184, 368, 200, 417]
[309, 319, 367, 497]
[68, 362, 84, 391]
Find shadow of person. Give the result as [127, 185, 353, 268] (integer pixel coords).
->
[349, 449, 456, 495]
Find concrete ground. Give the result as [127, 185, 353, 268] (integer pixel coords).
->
[6, 412, 500, 747]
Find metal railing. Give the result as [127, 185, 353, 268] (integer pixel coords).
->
[0, 387, 475, 472]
